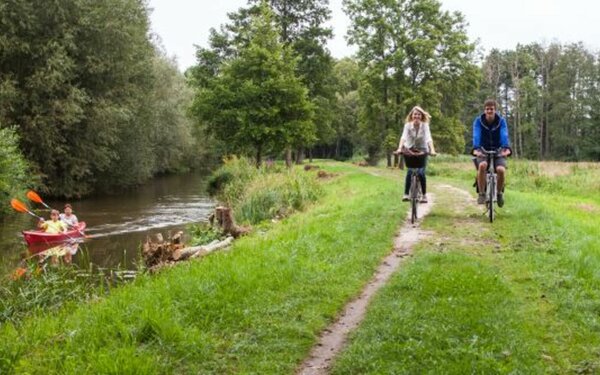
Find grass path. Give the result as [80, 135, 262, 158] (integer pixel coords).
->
[297, 193, 435, 375]
[331, 175, 600, 374]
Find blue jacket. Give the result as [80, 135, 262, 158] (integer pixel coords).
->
[472, 113, 511, 152]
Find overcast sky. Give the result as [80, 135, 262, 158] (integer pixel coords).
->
[148, 0, 600, 71]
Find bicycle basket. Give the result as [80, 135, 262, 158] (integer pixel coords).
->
[403, 154, 427, 168]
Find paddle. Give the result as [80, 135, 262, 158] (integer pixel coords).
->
[26, 190, 52, 210]
[10, 198, 44, 221]
[25, 190, 87, 237]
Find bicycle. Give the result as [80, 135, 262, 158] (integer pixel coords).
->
[402, 150, 427, 224]
[479, 147, 502, 223]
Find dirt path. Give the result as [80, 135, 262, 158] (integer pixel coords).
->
[296, 193, 436, 375]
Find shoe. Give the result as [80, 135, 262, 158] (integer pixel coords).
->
[420, 194, 428, 203]
[477, 194, 485, 205]
[402, 194, 409, 202]
[497, 193, 504, 207]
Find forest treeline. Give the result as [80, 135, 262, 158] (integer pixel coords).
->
[1, 0, 599, 208]
[0, 0, 203, 202]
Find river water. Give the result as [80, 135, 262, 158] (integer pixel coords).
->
[0, 172, 215, 275]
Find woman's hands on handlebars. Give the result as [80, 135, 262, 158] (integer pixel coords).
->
[394, 146, 434, 156]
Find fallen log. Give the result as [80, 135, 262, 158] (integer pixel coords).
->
[174, 236, 234, 261]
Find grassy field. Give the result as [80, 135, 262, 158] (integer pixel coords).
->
[1, 157, 599, 374]
[332, 157, 600, 374]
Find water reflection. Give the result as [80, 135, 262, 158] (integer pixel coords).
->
[27, 241, 81, 265]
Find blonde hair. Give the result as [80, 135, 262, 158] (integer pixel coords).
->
[405, 105, 431, 124]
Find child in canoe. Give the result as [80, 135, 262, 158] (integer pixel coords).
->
[38, 209, 68, 233]
[59, 203, 79, 229]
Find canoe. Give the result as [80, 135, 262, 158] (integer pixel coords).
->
[22, 222, 86, 245]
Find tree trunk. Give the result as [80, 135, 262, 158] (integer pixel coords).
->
[212, 206, 250, 238]
[256, 143, 263, 167]
[285, 147, 292, 168]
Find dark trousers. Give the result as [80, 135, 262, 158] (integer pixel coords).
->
[405, 167, 426, 195]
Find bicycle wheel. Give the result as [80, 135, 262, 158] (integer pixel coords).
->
[487, 175, 495, 222]
[410, 173, 419, 224]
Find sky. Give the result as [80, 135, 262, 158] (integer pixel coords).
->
[148, 0, 600, 71]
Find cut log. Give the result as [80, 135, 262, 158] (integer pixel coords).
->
[175, 236, 234, 261]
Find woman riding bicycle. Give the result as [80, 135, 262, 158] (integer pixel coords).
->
[394, 106, 437, 203]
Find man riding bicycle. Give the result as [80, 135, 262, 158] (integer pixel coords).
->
[472, 99, 512, 207]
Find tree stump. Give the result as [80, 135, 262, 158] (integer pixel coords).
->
[213, 206, 250, 238]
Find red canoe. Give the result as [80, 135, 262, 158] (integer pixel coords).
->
[22, 222, 86, 245]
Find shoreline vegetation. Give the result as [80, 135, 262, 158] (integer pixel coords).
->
[1, 158, 600, 373]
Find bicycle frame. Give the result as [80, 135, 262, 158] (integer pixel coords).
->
[403, 151, 427, 224]
[480, 147, 501, 222]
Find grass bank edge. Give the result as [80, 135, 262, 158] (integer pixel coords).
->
[0, 161, 409, 374]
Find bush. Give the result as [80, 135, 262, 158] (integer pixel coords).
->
[0, 127, 33, 216]
[207, 156, 323, 224]
[187, 223, 224, 245]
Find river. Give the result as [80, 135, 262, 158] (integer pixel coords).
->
[0, 172, 215, 276]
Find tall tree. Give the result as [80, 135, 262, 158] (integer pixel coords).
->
[191, 0, 335, 164]
[0, 0, 199, 196]
[345, 0, 478, 164]
[192, 2, 314, 166]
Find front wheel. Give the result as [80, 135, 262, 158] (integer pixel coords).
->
[488, 178, 495, 222]
[410, 174, 419, 224]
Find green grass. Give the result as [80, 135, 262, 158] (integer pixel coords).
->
[3, 157, 600, 374]
[332, 160, 600, 374]
[0, 162, 406, 374]
[207, 156, 323, 224]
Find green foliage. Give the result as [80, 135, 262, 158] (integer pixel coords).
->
[345, 0, 478, 162]
[0, 0, 200, 197]
[0, 255, 138, 326]
[479, 42, 600, 161]
[192, 3, 315, 165]
[208, 156, 322, 224]
[236, 169, 322, 223]
[0, 127, 32, 215]
[187, 223, 224, 246]
[189, 1, 334, 162]
[209, 156, 261, 205]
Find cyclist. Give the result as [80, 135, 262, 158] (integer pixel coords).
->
[395, 106, 436, 203]
[472, 99, 512, 206]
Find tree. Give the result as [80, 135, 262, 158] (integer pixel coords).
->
[0, 0, 200, 196]
[191, 0, 335, 164]
[192, 2, 314, 166]
[0, 127, 32, 216]
[344, 0, 478, 164]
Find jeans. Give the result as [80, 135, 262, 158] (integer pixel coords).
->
[404, 167, 426, 195]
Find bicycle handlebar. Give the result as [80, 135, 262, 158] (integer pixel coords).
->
[479, 147, 504, 155]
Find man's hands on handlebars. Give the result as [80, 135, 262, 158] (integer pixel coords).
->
[474, 148, 510, 158]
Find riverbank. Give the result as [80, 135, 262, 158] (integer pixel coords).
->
[0, 162, 405, 373]
[0, 171, 215, 277]
[2, 160, 600, 373]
